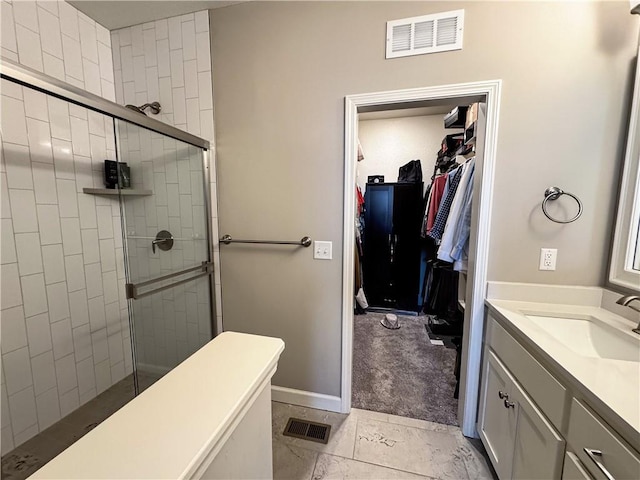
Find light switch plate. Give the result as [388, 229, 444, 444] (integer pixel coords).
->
[314, 241, 332, 260]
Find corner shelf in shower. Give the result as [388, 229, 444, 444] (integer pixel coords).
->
[82, 188, 153, 196]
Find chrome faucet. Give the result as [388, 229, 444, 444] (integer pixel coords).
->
[615, 295, 640, 335]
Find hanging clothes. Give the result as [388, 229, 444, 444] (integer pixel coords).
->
[437, 157, 475, 270]
[428, 163, 465, 243]
[424, 174, 447, 235]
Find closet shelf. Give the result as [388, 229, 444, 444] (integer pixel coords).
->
[83, 187, 153, 196]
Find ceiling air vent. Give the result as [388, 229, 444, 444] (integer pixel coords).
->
[386, 10, 464, 59]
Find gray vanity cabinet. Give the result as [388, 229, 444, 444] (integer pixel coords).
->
[478, 349, 565, 480]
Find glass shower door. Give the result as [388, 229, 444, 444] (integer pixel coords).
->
[115, 120, 214, 392]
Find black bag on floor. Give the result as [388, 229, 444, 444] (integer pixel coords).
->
[398, 160, 422, 183]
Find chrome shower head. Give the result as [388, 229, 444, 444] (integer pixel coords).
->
[125, 101, 161, 116]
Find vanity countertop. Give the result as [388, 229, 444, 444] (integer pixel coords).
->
[30, 331, 285, 479]
[486, 297, 640, 448]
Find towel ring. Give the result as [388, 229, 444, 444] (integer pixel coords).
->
[542, 186, 583, 224]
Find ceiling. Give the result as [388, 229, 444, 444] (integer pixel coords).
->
[68, 1, 246, 30]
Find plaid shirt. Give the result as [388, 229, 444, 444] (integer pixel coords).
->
[427, 165, 464, 242]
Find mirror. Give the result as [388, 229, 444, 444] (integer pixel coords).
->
[610, 46, 640, 292]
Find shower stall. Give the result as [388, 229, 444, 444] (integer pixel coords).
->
[0, 58, 217, 451]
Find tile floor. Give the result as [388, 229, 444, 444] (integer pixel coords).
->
[1, 372, 161, 480]
[3, 380, 496, 480]
[272, 402, 496, 480]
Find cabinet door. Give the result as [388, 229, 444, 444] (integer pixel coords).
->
[478, 351, 514, 480]
[562, 452, 594, 480]
[510, 378, 565, 480]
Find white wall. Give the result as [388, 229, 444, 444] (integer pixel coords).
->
[110, 10, 222, 332]
[357, 114, 450, 193]
[0, 0, 130, 453]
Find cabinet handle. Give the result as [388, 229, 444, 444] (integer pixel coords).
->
[503, 399, 515, 408]
[584, 448, 615, 480]
[498, 391, 508, 399]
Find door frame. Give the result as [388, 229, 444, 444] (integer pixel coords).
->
[341, 80, 502, 437]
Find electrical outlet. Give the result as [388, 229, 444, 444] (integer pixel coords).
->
[539, 248, 557, 271]
[314, 241, 332, 260]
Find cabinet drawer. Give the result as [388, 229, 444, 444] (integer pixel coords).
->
[489, 316, 568, 429]
[562, 452, 594, 480]
[568, 399, 640, 480]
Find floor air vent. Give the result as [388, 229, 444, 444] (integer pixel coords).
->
[283, 418, 331, 444]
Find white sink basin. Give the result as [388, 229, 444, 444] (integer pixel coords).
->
[525, 314, 640, 363]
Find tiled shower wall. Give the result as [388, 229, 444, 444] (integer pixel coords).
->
[110, 11, 223, 332]
[0, 0, 128, 453]
[117, 123, 212, 372]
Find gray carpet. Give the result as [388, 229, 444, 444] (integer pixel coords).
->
[352, 312, 459, 426]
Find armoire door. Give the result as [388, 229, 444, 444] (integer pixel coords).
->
[363, 184, 394, 306]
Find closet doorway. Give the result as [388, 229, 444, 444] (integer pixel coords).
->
[341, 81, 502, 438]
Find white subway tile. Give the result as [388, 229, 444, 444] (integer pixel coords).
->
[82, 59, 102, 96]
[158, 77, 173, 114]
[38, 6, 63, 59]
[117, 27, 131, 46]
[182, 21, 196, 61]
[103, 80, 116, 102]
[58, 1, 79, 40]
[84, 263, 102, 298]
[89, 134, 106, 170]
[72, 323, 91, 361]
[26, 118, 53, 164]
[36, 204, 62, 245]
[78, 16, 98, 63]
[38, 1, 59, 16]
[35, 386, 60, 430]
[60, 217, 82, 255]
[9, 189, 38, 233]
[96, 205, 113, 239]
[8, 386, 36, 434]
[23, 89, 49, 122]
[12, 1, 38, 33]
[94, 359, 111, 394]
[107, 332, 123, 366]
[48, 97, 72, 141]
[155, 18, 168, 39]
[194, 10, 208, 33]
[54, 353, 77, 394]
[104, 301, 120, 336]
[1, 219, 17, 264]
[146, 66, 159, 102]
[47, 282, 70, 323]
[120, 45, 134, 83]
[65, 75, 84, 89]
[62, 34, 84, 81]
[1, 383, 12, 429]
[15, 232, 43, 277]
[1, 426, 14, 456]
[3, 347, 32, 395]
[111, 361, 125, 383]
[186, 98, 200, 136]
[25, 312, 52, 357]
[169, 49, 184, 88]
[21, 273, 47, 317]
[1, 96, 28, 145]
[168, 16, 182, 50]
[0, 263, 21, 310]
[0, 305, 27, 354]
[50, 317, 72, 360]
[130, 24, 143, 57]
[195, 32, 211, 73]
[59, 387, 79, 418]
[81, 229, 99, 264]
[51, 139, 74, 180]
[96, 23, 110, 46]
[156, 38, 170, 79]
[74, 154, 93, 190]
[4, 143, 33, 189]
[1, 79, 23, 100]
[184, 59, 198, 99]
[99, 238, 116, 273]
[32, 162, 58, 205]
[70, 116, 90, 157]
[133, 56, 146, 93]
[172, 87, 186, 125]
[42, 244, 65, 285]
[111, 32, 121, 70]
[1, 2, 17, 53]
[42, 52, 66, 81]
[68, 289, 89, 328]
[142, 27, 157, 67]
[197, 72, 213, 110]
[69, 103, 88, 120]
[97, 41, 114, 82]
[91, 327, 108, 362]
[200, 109, 214, 143]
[76, 357, 95, 394]
[87, 111, 105, 137]
[31, 350, 56, 395]
[57, 178, 79, 217]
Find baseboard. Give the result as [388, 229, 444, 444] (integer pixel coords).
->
[136, 363, 172, 376]
[271, 386, 342, 413]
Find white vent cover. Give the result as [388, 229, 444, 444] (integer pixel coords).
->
[386, 10, 464, 59]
